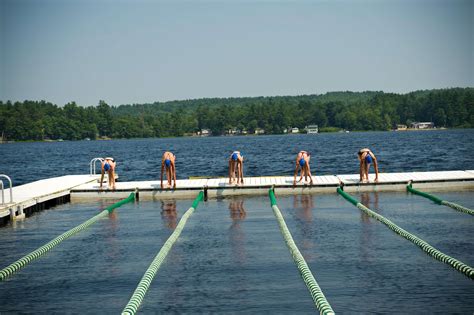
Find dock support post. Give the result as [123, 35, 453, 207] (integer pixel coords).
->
[339, 180, 345, 191]
[134, 188, 139, 202]
[9, 207, 15, 221]
[203, 185, 208, 201]
[15, 205, 25, 220]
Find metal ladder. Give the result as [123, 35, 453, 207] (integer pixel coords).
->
[89, 157, 104, 175]
[0, 175, 24, 220]
[0, 174, 13, 205]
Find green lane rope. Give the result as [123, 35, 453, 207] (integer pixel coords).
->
[337, 187, 474, 280]
[0, 192, 136, 281]
[407, 184, 474, 216]
[122, 191, 204, 315]
[268, 189, 335, 315]
[406, 184, 442, 204]
[441, 200, 474, 215]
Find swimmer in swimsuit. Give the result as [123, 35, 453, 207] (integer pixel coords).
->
[358, 148, 379, 182]
[293, 150, 313, 186]
[161, 151, 177, 189]
[228, 151, 244, 185]
[100, 157, 116, 189]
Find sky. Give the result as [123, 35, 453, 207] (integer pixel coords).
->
[0, 0, 472, 106]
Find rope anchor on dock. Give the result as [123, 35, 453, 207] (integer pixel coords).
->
[203, 185, 208, 201]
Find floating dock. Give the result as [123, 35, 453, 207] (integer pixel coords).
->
[70, 170, 474, 199]
[0, 175, 99, 224]
[1, 170, 473, 224]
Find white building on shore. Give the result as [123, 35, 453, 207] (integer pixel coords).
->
[411, 122, 434, 129]
[305, 125, 319, 134]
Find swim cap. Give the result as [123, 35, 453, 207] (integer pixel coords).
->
[104, 163, 111, 171]
[165, 159, 171, 167]
[299, 159, 306, 166]
[231, 153, 238, 161]
[365, 155, 372, 164]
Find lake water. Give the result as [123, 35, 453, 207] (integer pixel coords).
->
[1, 129, 473, 186]
[0, 192, 472, 313]
[0, 130, 473, 313]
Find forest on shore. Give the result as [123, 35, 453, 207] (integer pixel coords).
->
[0, 87, 472, 141]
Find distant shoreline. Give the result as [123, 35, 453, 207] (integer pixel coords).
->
[2, 88, 471, 142]
[0, 127, 461, 144]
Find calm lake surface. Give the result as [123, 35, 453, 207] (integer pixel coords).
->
[0, 192, 472, 313]
[0, 130, 473, 313]
[1, 129, 473, 186]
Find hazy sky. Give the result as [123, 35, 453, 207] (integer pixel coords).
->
[1, 0, 472, 106]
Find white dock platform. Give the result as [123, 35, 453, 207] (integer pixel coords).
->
[70, 170, 474, 199]
[1, 171, 472, 224]
[0, 175, 99, 221]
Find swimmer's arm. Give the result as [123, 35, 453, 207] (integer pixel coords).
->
[359, 160, 364, 181]
[160, 162, 164, 189]
[293, 164, 299, 185]
[373, 156, 379, 181]
[100, 169, 105, 188]
[239, 160, 244, 183]
[172, 163, 177, 188]
[228, 160, 233, 183]
[307, 164, 313, 184]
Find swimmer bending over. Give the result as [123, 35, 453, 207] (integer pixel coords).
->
[100, 157, 116, 189]
[293, 150, 313, 186]
[229, 151, 244, 184]
[161, 151, 177, 189]
[358, 148, 379, 182]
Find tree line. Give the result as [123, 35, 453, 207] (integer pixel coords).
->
[0, 88, 472, 141]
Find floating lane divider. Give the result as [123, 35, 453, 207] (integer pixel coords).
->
[269, 188, 335, 315]
[407, 183, 474, 216]
[122, 191, 204, 315]
[0, 192, 136, 281]
[337, 187, 474, 280]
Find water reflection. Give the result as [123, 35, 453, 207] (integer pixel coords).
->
[228, 198, 247, 265]
[105, 210, 120, 272]
[359, 192, 379, 261]
[161, 200, 178, 230]
[229, 199, 246, 220]
[292, 194, 314, 260]
[159, 199, 185, 309]
[360, 192, 380, 216]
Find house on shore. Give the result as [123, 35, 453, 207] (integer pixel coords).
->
[198, 129, 211, 136]
[411, 122, 434, 129]
[305, 125, 319, 134]
[226, 128, 239, 136]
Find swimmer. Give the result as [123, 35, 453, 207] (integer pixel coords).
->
[293, 150, 313, 186]
[161, 151, 176, 189]
[229, 151, 244, 184]
[358, 148, 379, 182]
[100, 157, 116, 189]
